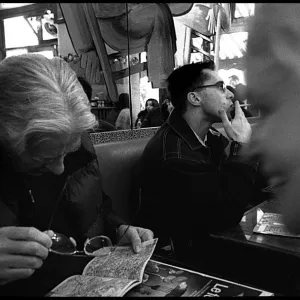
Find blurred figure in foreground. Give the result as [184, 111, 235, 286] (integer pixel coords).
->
[246, 3, 300, 234]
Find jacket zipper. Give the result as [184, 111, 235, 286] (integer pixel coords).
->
[47, 175, 70, 230]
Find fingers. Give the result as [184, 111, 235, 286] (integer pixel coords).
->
[127, 228, 142, 254]
[233, 101, 244, 118]
[117, 226, 154, 253]
[0, 255, 43, 269]
[218, 109, 231, 129]
[0, 227, 52, 249]
[138, 228, 154, 242]
[0, 238, 49, 260]
[0, 267, 35, 284]
[44, 230, 55, 239]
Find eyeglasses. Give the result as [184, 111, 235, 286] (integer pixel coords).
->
[49, 232, 114, 257]
[49, 224, 131, 257]
[192, 81, 226, 93]
[30, 144, 81, 165]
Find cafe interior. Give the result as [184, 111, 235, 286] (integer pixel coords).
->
[0, 2, 297, 297]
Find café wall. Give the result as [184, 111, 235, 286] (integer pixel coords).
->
[57, 22, 141, 125]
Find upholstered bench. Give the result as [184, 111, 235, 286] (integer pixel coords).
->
[94, 137, 150, 224]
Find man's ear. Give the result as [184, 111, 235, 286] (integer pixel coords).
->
[187, 91, 202, 107]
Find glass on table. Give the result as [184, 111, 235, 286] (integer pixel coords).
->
[49, 232, 113, 257]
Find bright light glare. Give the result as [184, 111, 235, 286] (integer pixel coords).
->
[4, 16, 38, 48]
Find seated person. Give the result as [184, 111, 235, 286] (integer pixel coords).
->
[141, 106, 164, 128]
[115, 93, 131, 130]
[77, 76, 117, 132]
[136, 61, 267, 259]
[161, 98, 174, 122]
[105, 93, 129, 126]
[135, 98, 159, 128]
[0, 54, 153, 296]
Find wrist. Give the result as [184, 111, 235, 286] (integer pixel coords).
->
[230, 141, 245, 155]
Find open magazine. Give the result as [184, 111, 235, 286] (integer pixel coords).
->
[253, 212, 300, 238]
[125, 260, 274, 297]
[46, 238, 157, 297]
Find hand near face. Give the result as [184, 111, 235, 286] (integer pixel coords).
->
[218, 101, 252, 143]
[0, 226, 52, 286]
[116, 225, 154, 253]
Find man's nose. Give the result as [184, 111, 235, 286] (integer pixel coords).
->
[45, 156, 65, 175]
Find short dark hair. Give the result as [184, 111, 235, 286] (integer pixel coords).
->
[166, 61, 215, 114]
[229, 75, 239, 81]
[118, 93, 130, 109]
[146, 98, 159, 108]
[77, 76, 92, 101]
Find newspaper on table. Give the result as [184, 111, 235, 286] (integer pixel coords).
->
[253, 212, 300, 238]
[125, 260, 274, 297]
[46, 238, 157, 297]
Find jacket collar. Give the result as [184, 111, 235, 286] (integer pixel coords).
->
[166, 108, 229, 151]
[166, 108, 207, 151]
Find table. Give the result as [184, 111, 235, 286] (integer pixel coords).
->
[125, 255, 278, 297]
[212, 199, 300, 256]
[91, 107, 114, 121]
[208, 199, 300, 295]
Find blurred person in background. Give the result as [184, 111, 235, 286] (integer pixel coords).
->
[226, 85, 253, 118]
[229, 75, 247, 104]
[77, 76, 116, 132]
[115, 93, 131, 130]
[0, 54, 153, 296]
[161, 98, 174, 122]
[135, 98, 159, 128]
[105, 93, 129, 126]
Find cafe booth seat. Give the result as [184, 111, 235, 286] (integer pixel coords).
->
[93, 135, 174, 257]
[94, 137, 150, 226]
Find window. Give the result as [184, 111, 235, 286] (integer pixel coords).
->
[4, 16, 39, 48]
[0, 4, 58, 59]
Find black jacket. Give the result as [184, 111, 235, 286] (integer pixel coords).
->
[0, 132, 124, 296]
[137, 109, 266, 244]
[141, 107, 165, 128]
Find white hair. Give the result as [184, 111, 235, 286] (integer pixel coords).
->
[0, 54, 97, 154]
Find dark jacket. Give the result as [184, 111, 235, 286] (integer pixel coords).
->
[135, 109, 148, 127]
[0, 132, 125, 296]
[136, 109, 265, 247]
[141, 107, 165, 128]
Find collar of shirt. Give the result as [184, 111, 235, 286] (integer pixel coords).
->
[190, 127, 208, 148]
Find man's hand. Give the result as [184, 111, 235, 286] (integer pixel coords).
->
[0, 226, 53, 286]
[116, 225, 154, 254]
[218, 101, 252, 143]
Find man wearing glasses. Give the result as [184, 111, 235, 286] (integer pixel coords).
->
[137, 61, 266, 259]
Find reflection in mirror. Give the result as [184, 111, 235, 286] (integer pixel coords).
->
[0, 3, 259, 133]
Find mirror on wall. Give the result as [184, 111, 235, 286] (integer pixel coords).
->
[0, 3, 259, 134]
